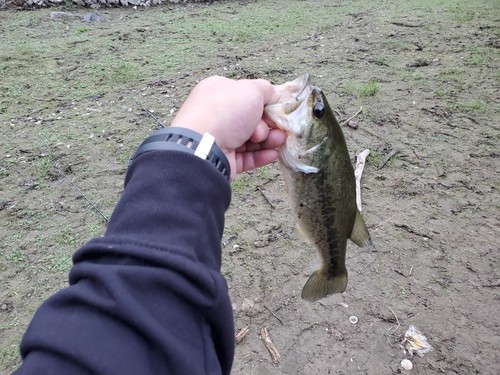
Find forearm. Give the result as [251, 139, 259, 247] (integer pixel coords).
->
[16, 151, 234, 375]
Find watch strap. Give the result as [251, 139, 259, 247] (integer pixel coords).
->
[130, 127, 231, 181]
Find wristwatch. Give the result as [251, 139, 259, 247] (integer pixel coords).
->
[130, 127, 231, 181]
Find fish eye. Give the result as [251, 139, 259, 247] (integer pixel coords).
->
[313, 103, 325, 119]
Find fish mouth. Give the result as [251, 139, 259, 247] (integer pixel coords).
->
[279, 73, 312, 114]
[287, 73, 312, 104]
[264, 73, 314, 132]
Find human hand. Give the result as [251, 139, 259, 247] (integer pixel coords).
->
[171, 76, 286, 179]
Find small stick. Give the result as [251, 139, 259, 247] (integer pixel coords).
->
[340, 106, 363, 127]
[408, 265, 414, 276]
[387, 306, 400, 333]
[256, 186, 275, 210]
[260, 327, 281, 364]
[355, 149, 370, 212]
[264, 305, 284, 325]
[378, 148, 400, 169]
[235, 326, 250, 344]
[413, 149, 426, 160]
[482, 283, 500, 288]
[129, 97, 166, 129]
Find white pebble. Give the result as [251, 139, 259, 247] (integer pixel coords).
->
[401, 359, 413, 371]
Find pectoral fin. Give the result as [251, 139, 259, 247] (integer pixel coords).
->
[349, 210, 373, 248]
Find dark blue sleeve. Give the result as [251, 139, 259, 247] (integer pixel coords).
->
[14, 150, 234, 375]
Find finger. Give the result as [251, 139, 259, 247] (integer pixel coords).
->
[249, 120, 270, 143]
[235, 149, 280, 174]
[262, 128, 287, 149]
[240, 129, 287, 152]
[248, 79, 280, 105]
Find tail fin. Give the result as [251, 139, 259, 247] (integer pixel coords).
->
[301, 270, 348, 302]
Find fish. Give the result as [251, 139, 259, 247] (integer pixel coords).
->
[264, 73, 372, 302]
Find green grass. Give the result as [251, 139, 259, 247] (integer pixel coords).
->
[0, 1, 377, 120]
[76, 27, 91, 34]
[256, 165, 275, 180]
[447, 100, 486, 113]
[358, 80, 379, 97]
[434, 88, 457, 99]
[58, 227, 79, 246]
[0, 316, 20, 331]
[438, 67, 467, 86]
[343, 80, 379, 98]
[47, 252, 73, 273]
[402, 70, 422, 81]
[34, 156, 54, 179]
[467, 50, 495, 66]
[367, 150, 382, 165]
[0, 345, 20, 369]
[231, 175, 248, 193]
[87, 221, 105, 238]
[9, 248, 26, 264]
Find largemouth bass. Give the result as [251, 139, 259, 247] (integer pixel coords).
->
[265, 73, 372, 302]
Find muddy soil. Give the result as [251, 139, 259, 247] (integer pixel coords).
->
[1, 1, 499, 374]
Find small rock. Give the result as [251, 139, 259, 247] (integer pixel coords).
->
[253, 239, 269, 248]
[1, 304, 7, 310]
[347, 120, 358, 129]
[83, 13, 103, 22]
[401, 359, 413, 371]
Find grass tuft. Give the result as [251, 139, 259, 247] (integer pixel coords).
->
[358, 80, 379, 97]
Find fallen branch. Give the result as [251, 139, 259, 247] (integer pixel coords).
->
[355, 149, 370, 212]
[264, 305, 284, 325]
[256, 186, 275, 210]
[235, 326, 250, 344]
[260, 327, 281, 364]
[378, 148, 400, 169]
[387, 306, 401, 333]
[340, 106, 363, 127]
[482, 283, 500, 288]
[394, 223, 432, 239]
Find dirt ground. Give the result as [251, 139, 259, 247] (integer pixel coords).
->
[1, 0, 499, 374]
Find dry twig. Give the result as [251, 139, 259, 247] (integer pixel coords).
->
[355, 149, 370, 212]
[256, 186, 275, 210]
[482, 283, 500, 288]
[408, 265, 414, 276]
[260, 327, 281, 364]
[378, 148, 400, 169]
[387, 307, 401, 333]
[340, 106, 363, 127]
[264, 305, 284, 325]
[235, 326, 250, 344]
